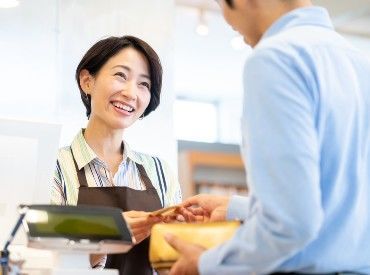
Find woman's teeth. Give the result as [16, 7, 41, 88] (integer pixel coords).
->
[112, 102, 134, 112]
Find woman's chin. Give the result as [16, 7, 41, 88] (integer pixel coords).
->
[111, 119, 135, 131]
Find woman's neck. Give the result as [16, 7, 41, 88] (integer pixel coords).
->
[84, 116, 124, 161]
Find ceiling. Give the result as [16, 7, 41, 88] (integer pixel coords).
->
[176, 0, 370, 36]
[314, 0, 370, 37]
[176, 0, 370, 38]
[174, 1, 249, 102]
[176, 0, 219, 12]
[174, 0, 370, 102]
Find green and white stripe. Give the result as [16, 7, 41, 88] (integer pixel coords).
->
[51, 130, 182, 207]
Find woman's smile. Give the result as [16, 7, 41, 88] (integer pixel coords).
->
[111, 100, 135, 116]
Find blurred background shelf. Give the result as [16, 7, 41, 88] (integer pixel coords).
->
[178, 140, 247, 198]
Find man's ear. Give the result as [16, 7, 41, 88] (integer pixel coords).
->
[79, 69, 94, 95]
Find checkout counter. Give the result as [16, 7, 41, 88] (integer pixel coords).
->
[1, 205, 134, 275]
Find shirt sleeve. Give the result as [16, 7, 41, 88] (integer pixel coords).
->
[160, 159, 182, 206]
[50, 160, 67, 205]
[226, 195, 255, 221]
[199, 48, 323, 274]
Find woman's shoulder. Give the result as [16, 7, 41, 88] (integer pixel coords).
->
[56, 146, 73, 164]
[130, 150, 171, 170]
[58, 145, 72, 155]
[131, 150, 158, 164]
[124, 142, 157, 165]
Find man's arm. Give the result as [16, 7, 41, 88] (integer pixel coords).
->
[226, 195, 255, 221]
[199, 48, 323, 274]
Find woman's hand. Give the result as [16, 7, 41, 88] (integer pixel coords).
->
[90, 254, 106, 268]
[123, 210, 162, 244]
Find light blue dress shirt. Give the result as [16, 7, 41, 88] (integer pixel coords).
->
[199, 6, 370, 275]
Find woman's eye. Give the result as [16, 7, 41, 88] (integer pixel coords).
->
[115, 72, 127, 80]
[140, 82, 150, 89]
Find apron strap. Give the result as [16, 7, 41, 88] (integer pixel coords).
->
[154, 157, 167, 192]
[152, 157, 166, 207]
[71, 145, 162, 201]
[70, 147, 89, 188]
[136, 163, 156, 191]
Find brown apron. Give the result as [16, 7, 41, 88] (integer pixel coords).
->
[71, 151, 162, 275]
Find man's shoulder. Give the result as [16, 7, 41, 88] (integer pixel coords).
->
[255, 25, 344, 60]
[253, 31, 307, 62]
[245, 26, 334, 74]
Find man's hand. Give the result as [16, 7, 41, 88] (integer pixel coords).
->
[178, 194, 230, 222]
[165, 233, 205, 275]
[123, 210, 162, 244]
[149, 205, 185, 223]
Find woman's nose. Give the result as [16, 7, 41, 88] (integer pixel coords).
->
[122, 81, 137, 100]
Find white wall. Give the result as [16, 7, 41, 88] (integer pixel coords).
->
[218, 99, 243, 144]
[173, 5, 250, 145]
[0, 0, 58, 120]
[0, 0, 177, 167]
[174, 6, 251, 102]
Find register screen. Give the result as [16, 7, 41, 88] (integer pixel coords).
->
[25, 206, 132, 242]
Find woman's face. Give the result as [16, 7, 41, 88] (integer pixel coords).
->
[84, 47, 151, 130]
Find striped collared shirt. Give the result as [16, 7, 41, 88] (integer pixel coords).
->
[51, 130, 182, 207]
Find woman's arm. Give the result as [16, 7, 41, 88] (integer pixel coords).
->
[50, 160, 67, 205]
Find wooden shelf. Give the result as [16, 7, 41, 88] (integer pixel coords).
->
[178, 150, 247, 198]
[185, 151, 244, 169]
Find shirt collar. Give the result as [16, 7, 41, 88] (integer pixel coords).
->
[70, 129, 97, 170]
[122, 140, 144, 165]
[261, 6, 333, 41]
[71, 129, 144, 170]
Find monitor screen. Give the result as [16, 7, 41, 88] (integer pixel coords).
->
[24, 205, 133, 242]
[0, 118, 61, 247]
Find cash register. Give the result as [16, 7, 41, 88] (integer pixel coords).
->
[2, 204, 134, 275]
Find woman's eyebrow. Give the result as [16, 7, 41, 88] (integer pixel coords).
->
[112, 64, 150, 80]
[112, 64, 130, 71]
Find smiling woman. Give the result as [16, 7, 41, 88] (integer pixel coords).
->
[51, 36, 182, 275]
[78, 46, 153, 130]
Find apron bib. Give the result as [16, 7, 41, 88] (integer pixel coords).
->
[71, 150, 162, 275]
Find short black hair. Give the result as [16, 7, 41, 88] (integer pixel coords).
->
[75, 36, 162, 118]
[223, 0, 297, 9]
[224, 0, 233, 8]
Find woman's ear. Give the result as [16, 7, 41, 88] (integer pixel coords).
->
[79, 69, 94, 95]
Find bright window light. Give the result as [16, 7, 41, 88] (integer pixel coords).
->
[230, 36, 246, 51]
[196, 23, 209, 36]
[174, 99, 218, 143]
[0, 0, 19, 8]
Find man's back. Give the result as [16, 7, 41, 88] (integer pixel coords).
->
[164, 4, 370, 275]
[241, 6, 370, 272]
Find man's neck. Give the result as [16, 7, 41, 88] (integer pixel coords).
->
[253, 0, 313, 46]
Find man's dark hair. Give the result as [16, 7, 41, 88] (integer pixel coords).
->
[224, 0, 233, 8]
[75, 35, 162, 118]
